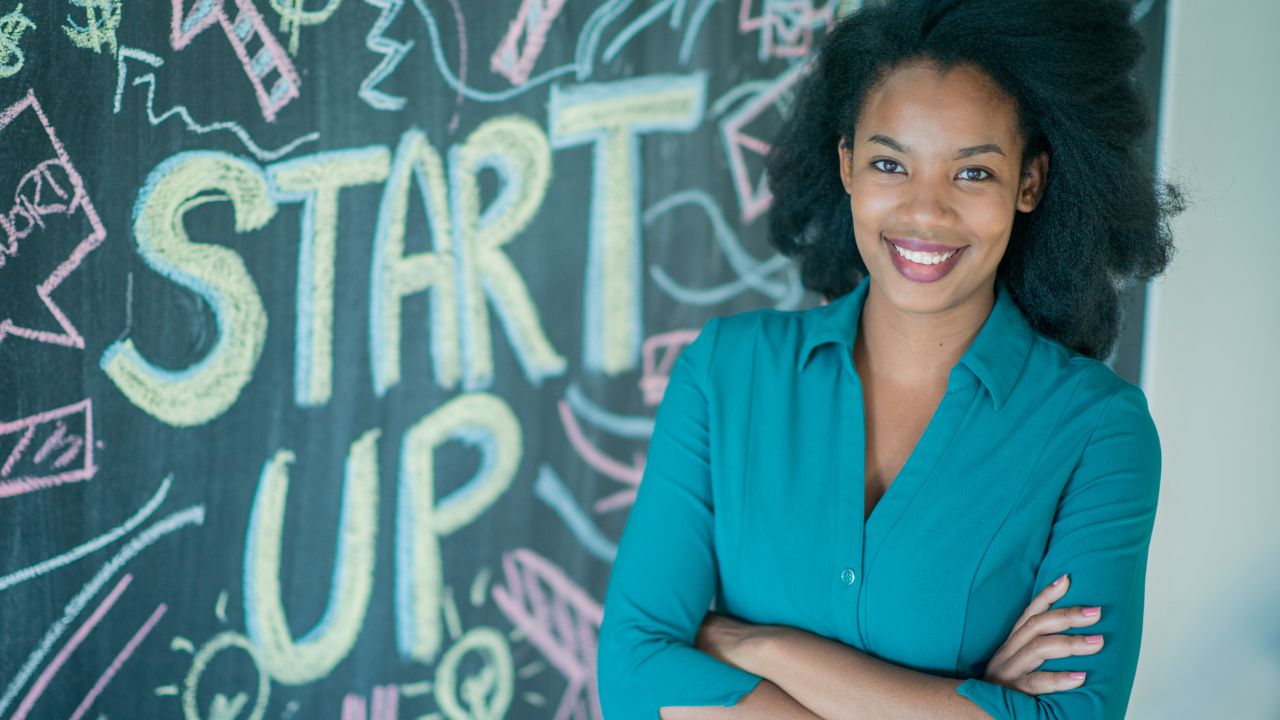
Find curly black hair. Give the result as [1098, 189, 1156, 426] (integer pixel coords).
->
[765, 0, 1184, 360]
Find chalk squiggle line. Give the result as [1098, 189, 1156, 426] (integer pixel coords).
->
[644, 190, 804, 308]
[0, 505, 206, 718]
[564, 384, 653, 439]
[534, 465, 617, 563]
[114, 47, 318, 162]
[0, 475, 173, 592]
[409, 0, 577, 102]
[359, 0, 414, 111]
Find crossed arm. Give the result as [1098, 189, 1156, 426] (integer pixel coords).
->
[596, 321, 1161, 720]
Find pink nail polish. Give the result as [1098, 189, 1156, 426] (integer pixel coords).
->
[1070, 672, 1087, 680]
[1082, 606, 1101, 617]
[1085, 635, 1103, 644]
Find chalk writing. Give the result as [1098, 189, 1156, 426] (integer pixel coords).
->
[0, 398, 96, 498]
[0, 90, 107, 349]
[169, 0, 301, 122]
[0, 3, 34, 77]
[63, 0, 122, 55]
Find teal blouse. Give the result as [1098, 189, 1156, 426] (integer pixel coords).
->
[597, 274, 1161, 719]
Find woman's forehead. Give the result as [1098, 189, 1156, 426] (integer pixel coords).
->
[854, 60, 1022, 151]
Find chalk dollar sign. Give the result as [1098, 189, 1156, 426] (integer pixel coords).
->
[63, 0, 121, 55]
[269, 0, 343, 56]
[0, 4, 35, 78]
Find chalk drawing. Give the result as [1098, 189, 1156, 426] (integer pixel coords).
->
[115, 47, 319, 162]
[359, 0, 413, 111]
[600, 0, 685, 64]
[639, 329, 699, 407]
[244, 429, 379, 685]
[0, 3, 35, 78]
[101, 151, 275, 427]
[268, 146, 391, 407]
[549, 72, 706, 375]
[0, 505, 205, 718]
[533, 465, 618, 563]
[68, 602, 168, 720]
[268, 0, 343, 55]
[370, 128, 460, 396]
[0, 90, 107, 349]
[0, 399, 96, 498]
[719, 60, 809, 222]
[170, 0, 301, 122]
[179, 631, 271, 720]
[489, 0, 569, 86]
[64, 0, 122, 55]
[0, 476, 171, 592]
[448, 114, 565, 391]
[396, 393, 520, 664]
[341, 684, 398, 720]
[738, 0, 833, 60]
[433, 626, 514, 720]
[643, 189, 804, 306]
[10, 573, 136, 720]
[491, 548, 603, 720]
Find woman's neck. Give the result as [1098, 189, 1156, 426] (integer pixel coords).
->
[853, 280, 996, 386]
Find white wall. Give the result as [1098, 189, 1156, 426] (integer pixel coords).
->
[1130, 1, 1280, 717]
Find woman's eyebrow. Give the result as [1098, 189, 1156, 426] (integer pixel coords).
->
[866, 134, 1006, 159]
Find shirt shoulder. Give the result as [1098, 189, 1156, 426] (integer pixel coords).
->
[700, 304, 817, 378]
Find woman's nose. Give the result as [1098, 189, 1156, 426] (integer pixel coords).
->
[898, 178, 955, 227]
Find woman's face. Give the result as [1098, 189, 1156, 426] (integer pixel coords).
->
[838, 59, 1048, 316]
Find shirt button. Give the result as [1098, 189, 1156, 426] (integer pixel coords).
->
[840, 568, 856, 585]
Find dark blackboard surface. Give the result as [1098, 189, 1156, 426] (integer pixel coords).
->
[0, 2, 1165, 718]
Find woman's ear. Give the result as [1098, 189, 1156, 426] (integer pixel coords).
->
[837, 139, 854, 195]
[1017, 150, 1049, 212]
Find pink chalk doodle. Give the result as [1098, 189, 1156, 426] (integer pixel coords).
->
[492, 548, 603, 720]
[11, 574, 134, 720]
[640, 329, 698, 407]
[738, 0, 833, 59]
[341, 684, 398, 720]
[169, 0, 301, 122]
[0, 399, 97, 499]
[490, 0, 568, 86]
[68, 602, 167, 720]
[557, 399, 643, 514]
[719, 62, 810, 223]
[0, 91, 107, 350]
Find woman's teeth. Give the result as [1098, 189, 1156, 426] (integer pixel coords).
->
[892, 243, 959, 265]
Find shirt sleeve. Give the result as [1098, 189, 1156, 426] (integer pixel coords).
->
[597, 316, 764, 720]
[956, 381, 1162, 719]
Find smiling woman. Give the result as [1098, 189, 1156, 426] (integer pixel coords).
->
[597, 0, 1186, 719]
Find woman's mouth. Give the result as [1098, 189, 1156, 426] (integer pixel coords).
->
[883, 235, 966, 282]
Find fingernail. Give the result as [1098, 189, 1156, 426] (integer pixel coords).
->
[1082, 606, 1101, 617]
[1085, 634, 1104, 644]
[1070, 672, 1087, 680]
[1053, 574, 1068, 586]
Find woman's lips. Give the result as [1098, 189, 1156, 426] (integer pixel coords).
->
[884, 235, 966, 283]
[883, 235, 963, 253]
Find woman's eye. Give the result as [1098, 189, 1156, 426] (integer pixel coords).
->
[959, 167, 992, 181]
[871, 159, 903, 174]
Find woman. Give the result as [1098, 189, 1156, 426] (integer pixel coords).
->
[597, 0, 1183, 718]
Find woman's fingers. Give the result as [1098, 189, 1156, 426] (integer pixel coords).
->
[1006, 574, 1070, 641]
[988, 605, 1101, 670]
[1002, 605, 1102, 661]
[1013, 670, 1089, 696]
[1001, 632, 1105, 679]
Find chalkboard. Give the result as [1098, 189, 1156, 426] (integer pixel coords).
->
[0, 1, 1166, 719]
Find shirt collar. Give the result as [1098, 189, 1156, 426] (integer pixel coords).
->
[799, 275, 1035, 410]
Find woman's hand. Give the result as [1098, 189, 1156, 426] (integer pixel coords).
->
[982, 574, 1104, 695]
